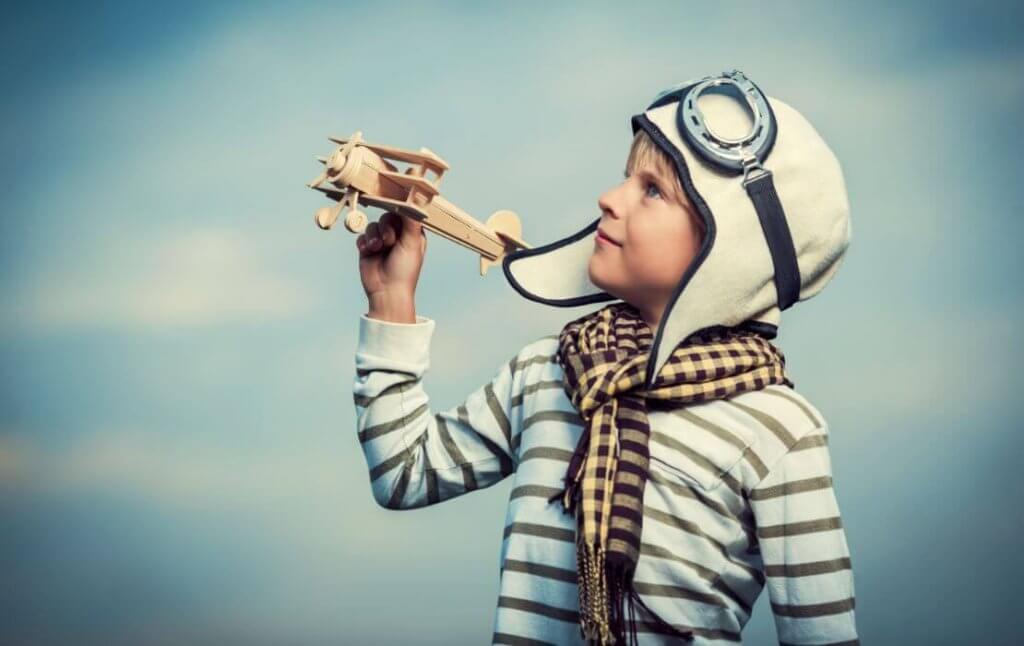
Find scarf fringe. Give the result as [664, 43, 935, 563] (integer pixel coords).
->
[577, 539, 613, 644]
[575, 540, 695, 645]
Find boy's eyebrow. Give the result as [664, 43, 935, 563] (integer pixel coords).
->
[633, 167, 668, 187]
[625, 167, 676, 198]
[623, 167, 650, 180]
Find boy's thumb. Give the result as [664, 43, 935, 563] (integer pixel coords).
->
[401, 216, 425, 247]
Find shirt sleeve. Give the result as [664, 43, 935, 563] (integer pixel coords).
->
[352, 313, 523, 510]
[748, 425, 860, 645]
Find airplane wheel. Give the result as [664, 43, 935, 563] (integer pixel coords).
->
[345, 210, 368, 234]
[314, 206, 335, 230]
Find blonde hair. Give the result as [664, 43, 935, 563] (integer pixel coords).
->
[625, 131, 704, 233]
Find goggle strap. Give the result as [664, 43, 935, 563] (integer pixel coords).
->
[744, 171, 801, 311]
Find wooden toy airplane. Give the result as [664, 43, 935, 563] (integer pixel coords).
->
[308, 130, 531, 276]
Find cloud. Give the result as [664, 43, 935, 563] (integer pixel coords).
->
[0, 420, 430, 563]
[6, 227, 316, 333]
[51, 427, 333, 505]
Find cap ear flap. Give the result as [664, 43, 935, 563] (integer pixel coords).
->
[502, 218, 618, 307]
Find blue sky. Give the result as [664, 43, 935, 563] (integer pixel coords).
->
[2, 2, 1022, 644]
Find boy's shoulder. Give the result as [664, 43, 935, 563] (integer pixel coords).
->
[736, 383, 827, 430]
[727, 383, 829, 442]
[717, 383, 831, 487]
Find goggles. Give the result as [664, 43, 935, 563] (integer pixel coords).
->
[646, 69, 800, 311]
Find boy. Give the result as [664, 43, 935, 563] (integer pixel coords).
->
[352, 69, 858, 645]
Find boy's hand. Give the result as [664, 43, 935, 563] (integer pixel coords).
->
[358, 212, 425, 323]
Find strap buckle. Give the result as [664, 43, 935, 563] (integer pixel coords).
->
[741, 151, 770, 187]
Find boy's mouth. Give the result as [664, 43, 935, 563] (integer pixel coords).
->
[596, 227, 622, 247]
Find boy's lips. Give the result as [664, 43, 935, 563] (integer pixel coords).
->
[596, 227, 622, 246]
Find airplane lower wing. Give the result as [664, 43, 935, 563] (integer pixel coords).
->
[359, 195, 429, 221]
[311, 185, 346, 202]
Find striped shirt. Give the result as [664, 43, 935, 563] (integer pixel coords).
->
[353, 314, 859, 645]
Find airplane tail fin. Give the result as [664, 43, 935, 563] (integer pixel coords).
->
[480, 210, 530, 276]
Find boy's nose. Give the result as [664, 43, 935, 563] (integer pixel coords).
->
[597, 186, 622, 219]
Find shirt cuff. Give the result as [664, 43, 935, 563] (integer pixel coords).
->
[356, 313, 436, 373]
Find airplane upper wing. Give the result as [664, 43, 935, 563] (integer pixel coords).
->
[327, 137, 449, 171]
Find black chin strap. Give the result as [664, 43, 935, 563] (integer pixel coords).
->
[744, 170, 801, 311]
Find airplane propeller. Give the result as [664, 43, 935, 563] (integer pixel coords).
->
[306, 130, 363, 189]
[309, 130, 369, 233]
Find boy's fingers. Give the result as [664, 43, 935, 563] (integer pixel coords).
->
[364, 222, 382, 252]
[356, 214, 420, 256]
[378, 211, 425, 250]
[379, 212, 400, 246]
[356, 233, 372, 256]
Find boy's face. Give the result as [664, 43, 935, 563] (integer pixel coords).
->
[588, 164, 704, 328]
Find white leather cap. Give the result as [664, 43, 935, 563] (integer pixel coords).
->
[503, 74, 852, 390]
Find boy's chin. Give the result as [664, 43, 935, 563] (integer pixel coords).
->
[588, 265, 621, 301]
[587, 261, 605, 291]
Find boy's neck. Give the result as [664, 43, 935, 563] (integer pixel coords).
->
[635, 301, 663, 332]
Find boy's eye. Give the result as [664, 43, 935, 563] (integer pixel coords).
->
[645, 182, 663, 199]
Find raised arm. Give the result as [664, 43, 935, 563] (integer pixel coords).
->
[353, 312, 524, 509]
[748, 426, 859, 645]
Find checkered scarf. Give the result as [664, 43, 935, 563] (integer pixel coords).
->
[548, 302, 793, 645]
